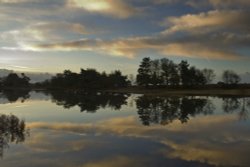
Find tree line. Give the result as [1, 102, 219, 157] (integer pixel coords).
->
[136, 57, 241, 87]
[0, 57, 244, 90]
[39, 69, 130, 90]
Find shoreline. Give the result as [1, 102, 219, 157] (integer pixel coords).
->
[104, 87, 250, 97]
[2, 87, 250, 97]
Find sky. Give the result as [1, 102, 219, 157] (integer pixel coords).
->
[0, 0, 250, 77]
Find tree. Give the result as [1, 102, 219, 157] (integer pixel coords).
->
[48, 68, 129, 89]
[169, 63, 180, 86]
[189, 66, 206, 86]
[2, 73, 30, 88]
[108, 70, 130, 88]
[202, 69, 215, 84]
[160, 58, 180, 86]
[150, 59, 163, 86]
[178, 60, 190, 86]
[222, 70, 241, 84]
[136, 57, 152, 86]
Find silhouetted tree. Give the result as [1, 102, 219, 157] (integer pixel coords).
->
[150, 59, 163, 86]
[202, 69, 216, 84]
[47, 68, 129, 90]
[188, 66, 206, 86]
[169, 63, 180, 86]
[136, 58, 210, 87]
[136, 57, 152, 86]
[178, 60, 190, 86]
[2, 73, 30, 88]
[178, 61, 206, 86]
[222, 70, 241, 84]
[161, 58, 180, 86]
[108, 70, 130, 88]
[80, 69, 102, 89]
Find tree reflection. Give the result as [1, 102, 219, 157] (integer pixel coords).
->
[0, 89, 30, 103]
[0, 114, 27, 158]
[222, 96, 250, 120]
[222, 97, 241, 113]
[50, 91, 130, 112]
[136, 96, 215, 126]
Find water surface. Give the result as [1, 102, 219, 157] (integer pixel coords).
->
[0, 90, 249, 167]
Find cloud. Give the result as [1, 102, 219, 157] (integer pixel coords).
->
[162, 139, 250, 167]
[1, 1, 249, 61]
[1, 22, 90, 46]
[1, 27, 47, 43]
[209, 0, 250, 7]
[161, 43, 241, 60]
[33, 22, 89, 35]
[187, 0, 250, 9]
[28, 38, 139, 58]
[29, 32, 247, 60]
[82, 156, 143, 167]
[67, 0, 138, 19]
[0, 0, 33, 3]
[25, 112, 250, 167]
[161, 10, 250, 34]
[152, 0, 180, 4]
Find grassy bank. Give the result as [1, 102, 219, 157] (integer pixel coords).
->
[104, 86, 250, 96]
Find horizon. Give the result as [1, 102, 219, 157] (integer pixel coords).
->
[0, 0, 250, 76]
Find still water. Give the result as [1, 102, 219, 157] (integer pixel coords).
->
[0, 90, 250, 167]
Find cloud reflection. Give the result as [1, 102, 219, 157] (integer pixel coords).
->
[25, 112, 250, 166]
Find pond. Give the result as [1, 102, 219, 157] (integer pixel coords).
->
[0, 90, 249, 167]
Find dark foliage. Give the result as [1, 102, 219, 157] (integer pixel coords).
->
[41, 69, 130, 90]
[49, 91, 130, 112]
[136, 96, 215, 126]
[1, 89, 30, 103]
[0, 114, 27, 157]
[1, 73, 30, 88]
[136, 58, 212, 87]
[222, 70, 241, 85]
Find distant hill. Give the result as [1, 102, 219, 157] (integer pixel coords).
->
[0, 69, 53, 83]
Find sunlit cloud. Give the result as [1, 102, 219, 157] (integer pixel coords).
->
[12, 8, 248, 60]
[0, 0, 249, 72]
[1, 22, 90, 43]
[67, 0, 138, 18]
[161, 139, 250, 167]
[161, 43, 241, 60]
[161, 10, 250, 34]
[26, 113, 250, 166]
[27, 114, 239, 137]
[29, 34, 246, 60]
[28, 38, 138, 58]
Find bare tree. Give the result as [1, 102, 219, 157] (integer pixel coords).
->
[202, 69, 215, 84]
[222, 70, 241, 84]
